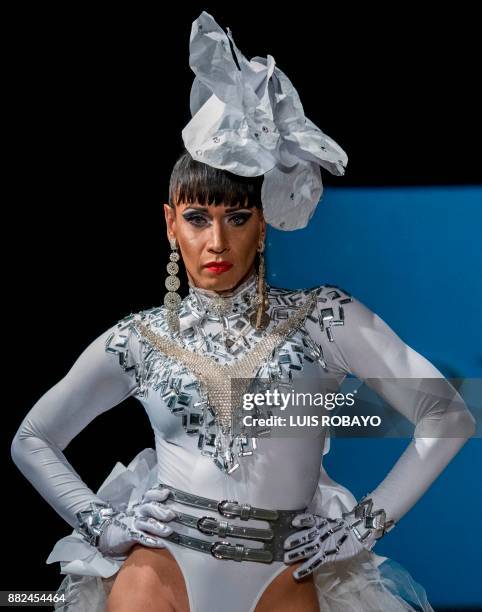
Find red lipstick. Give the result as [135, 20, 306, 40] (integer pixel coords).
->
[204, 261, 233, 275]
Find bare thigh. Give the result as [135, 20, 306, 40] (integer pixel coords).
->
[106, 545, 319, 612]
[106, 545, 189, 612]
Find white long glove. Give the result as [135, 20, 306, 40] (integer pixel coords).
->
[77, 486, 176, 557]
[282, 288, 475, 581]
[283, 496, 389, 580]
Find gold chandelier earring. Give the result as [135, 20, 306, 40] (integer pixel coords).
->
[164, 237, 182, 334]
[250, 239, 270, 331]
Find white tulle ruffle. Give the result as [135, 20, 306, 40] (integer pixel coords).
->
[47, 448, 158, 610]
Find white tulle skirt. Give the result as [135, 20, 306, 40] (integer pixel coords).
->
[47, 449, 434, 612]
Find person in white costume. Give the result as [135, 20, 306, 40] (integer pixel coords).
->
[10, 11, 476, 612]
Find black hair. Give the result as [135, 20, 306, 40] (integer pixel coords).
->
[168, 148, 264, 210]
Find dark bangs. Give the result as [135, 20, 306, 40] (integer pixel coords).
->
[169, 149, 263, 209]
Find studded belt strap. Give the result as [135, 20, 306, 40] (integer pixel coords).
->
[157, 483, 306, 563]
[175, 511, 274, 541]
[164, 532, 276, 563]
[161, 482, 281, 521]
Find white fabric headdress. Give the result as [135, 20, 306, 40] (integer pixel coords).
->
[182, 11, 348, 231]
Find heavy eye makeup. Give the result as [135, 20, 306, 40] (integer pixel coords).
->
[182, 209, 253, 227]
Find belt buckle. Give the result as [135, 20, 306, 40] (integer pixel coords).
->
[218, 499, 253, 520]
[210, 540, 232, 560]
[197, 515, 218, 535]
[218, 499, 238, 518]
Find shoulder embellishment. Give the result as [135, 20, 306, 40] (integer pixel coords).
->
[315, 285, 353, 342]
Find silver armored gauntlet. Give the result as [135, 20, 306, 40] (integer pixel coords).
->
[342, 495, 396, 543]
[75, 501, 117, 548]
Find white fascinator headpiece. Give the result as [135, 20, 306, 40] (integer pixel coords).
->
[181, 11, 348, 231]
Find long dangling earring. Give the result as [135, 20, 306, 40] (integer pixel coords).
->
[250, 239, 270, 331]
[164, 237, 182, 334]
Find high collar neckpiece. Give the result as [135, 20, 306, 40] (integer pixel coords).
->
[187, 272, 261, 318]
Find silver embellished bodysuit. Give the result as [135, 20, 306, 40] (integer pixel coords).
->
[11, 272, 474, 612]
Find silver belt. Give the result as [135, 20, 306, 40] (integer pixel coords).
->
[159, 483, 306, 563]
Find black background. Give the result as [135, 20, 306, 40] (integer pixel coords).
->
[3, 3, 481, 610]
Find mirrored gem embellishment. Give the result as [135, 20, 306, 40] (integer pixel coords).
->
[132, 288, 318, 473]
[106, 281, 345, 475]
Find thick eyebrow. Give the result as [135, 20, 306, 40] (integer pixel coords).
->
[182, 206, 210, 213]
[225, 209, 252, 215]
[182, 205, 253, 216]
